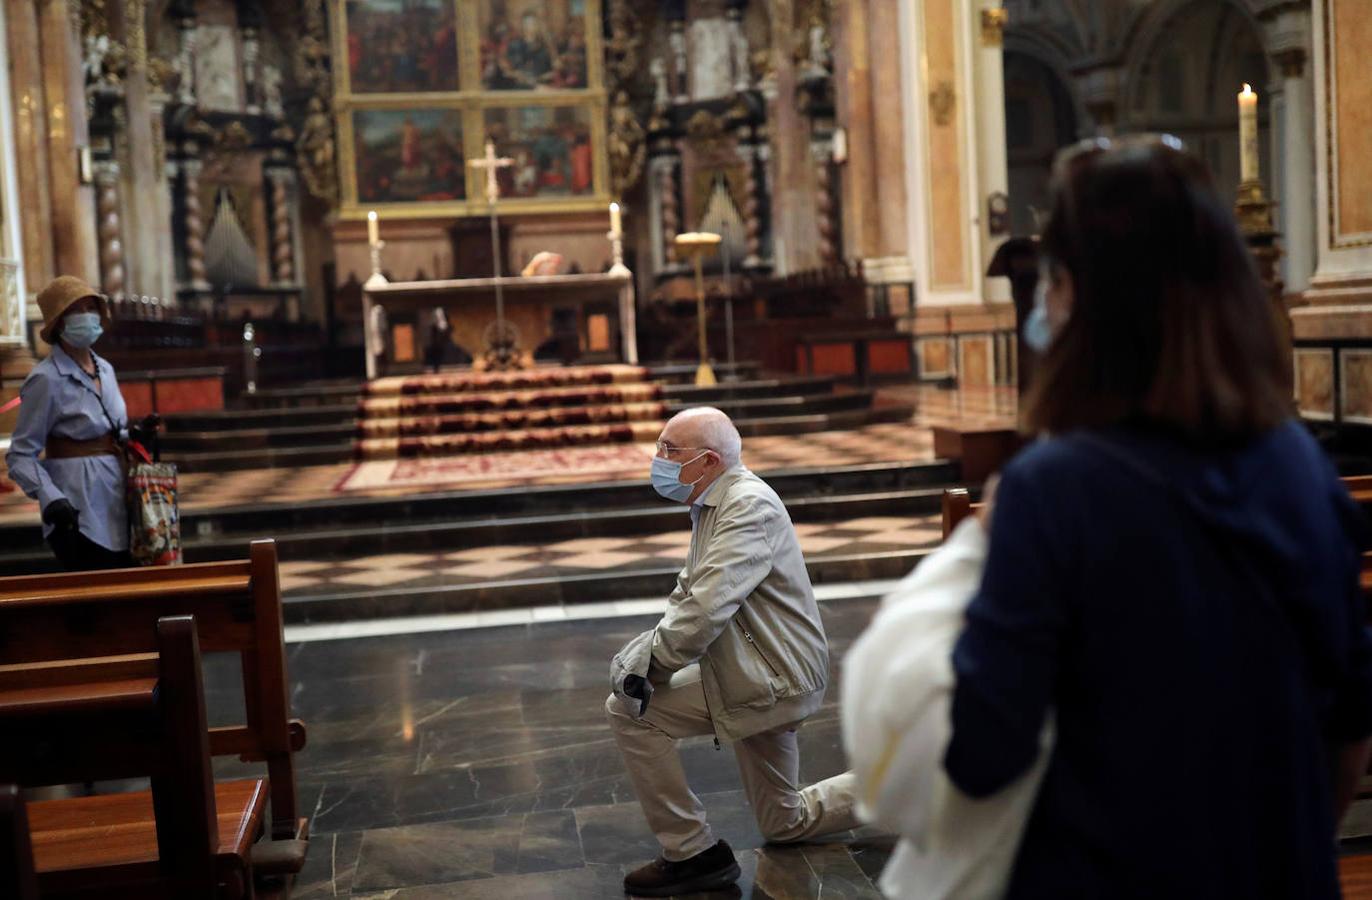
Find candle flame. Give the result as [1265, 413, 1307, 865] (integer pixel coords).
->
[1242, 83, 1252, 94]
[368, 210, 377, 221]
[610, 202, 619, 212]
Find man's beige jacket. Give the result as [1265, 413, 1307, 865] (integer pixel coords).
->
[612, 465, 830, 742]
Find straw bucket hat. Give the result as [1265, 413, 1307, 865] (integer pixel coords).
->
[37, 276, 108, 345]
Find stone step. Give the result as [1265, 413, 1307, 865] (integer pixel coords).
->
[155, 403, 914, 472]
[160, 392, 879, 451]
[0, 460, 960, 575]
[280, 548, 928, 624]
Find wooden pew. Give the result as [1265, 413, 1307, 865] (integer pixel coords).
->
[1, 784, 39, 900]
[0, 540, 309, 886]
[0, 615, 265, 898]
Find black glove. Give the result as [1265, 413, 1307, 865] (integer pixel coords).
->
[42, 498, 80, 533]
[623, 674, 651, 714]
[129, 413, 161, 447]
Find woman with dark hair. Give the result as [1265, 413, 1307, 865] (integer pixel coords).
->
[946, 137, 1372, 897]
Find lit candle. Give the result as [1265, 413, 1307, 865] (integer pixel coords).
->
[367, 210, 379, 247]
[1238, 83, 1258, 184]
[610, 202, 622, 236]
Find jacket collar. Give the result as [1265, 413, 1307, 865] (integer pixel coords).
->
[697, 464, 747, 508]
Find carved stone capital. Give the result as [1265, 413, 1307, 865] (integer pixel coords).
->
[1274, 47, 1307, 79]
[980, 8, 1007, 48]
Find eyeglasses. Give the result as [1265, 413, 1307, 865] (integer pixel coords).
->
[655, 442, 709, 457]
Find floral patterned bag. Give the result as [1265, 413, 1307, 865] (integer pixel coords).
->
[126, 442, 181, 566]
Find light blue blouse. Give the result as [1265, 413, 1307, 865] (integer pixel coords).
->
[5, 345, 129, 551]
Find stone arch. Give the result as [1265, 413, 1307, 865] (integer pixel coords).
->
[1119, 0, 1271, 200]
[1002, 38, 1082, 236]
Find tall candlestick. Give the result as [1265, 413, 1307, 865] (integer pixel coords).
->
[367, 210, 379, 247]
[610, 202, 622, 235]
[1238, 83, 1258, 183]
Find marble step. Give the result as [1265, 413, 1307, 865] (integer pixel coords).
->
[238, 362, 763, 409]
[0, 484, 953, 577]
[280, 548, 929, 624]
[160, 391, 878, 451]
[158, 403, 914, 472]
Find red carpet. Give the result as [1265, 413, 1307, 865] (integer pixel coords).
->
[336, 443, 656, 492]
[363, 365, 649, 397]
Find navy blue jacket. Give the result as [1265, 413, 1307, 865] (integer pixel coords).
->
[947, 420, 1372, 898]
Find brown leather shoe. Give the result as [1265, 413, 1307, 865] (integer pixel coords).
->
[623, 839, 741, 897]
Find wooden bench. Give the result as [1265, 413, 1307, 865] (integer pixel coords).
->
[0, 540, 309, 887]
[1, 784, 39, 900]
[0, 615, 266, 898]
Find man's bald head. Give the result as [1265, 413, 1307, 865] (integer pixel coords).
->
[660, 407, 742, 467]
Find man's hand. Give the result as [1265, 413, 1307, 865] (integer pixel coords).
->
[623, 674, 651, 714]
[42, 498, 79, 533]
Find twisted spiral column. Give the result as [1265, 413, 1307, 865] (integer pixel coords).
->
[660, 160, 680, 265]
[95, 163, 126, 299]
[268, 171, 295, 284]
[814, 152, 836, 265]
[741, 148, 762, 267]
[181, 159, 209, 289]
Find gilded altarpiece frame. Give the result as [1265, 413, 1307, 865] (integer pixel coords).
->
[332, 0, 609, 220]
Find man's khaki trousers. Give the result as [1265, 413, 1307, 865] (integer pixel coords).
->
[605, 664, 860, 861]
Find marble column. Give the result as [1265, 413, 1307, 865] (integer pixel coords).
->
[766, 0, 822, 273]
[38, 0, 98, 283]
[5, 0, 53, 295]
[898, 0, 983, 305]
[0, 0, 34, 435]
[974, 2, 1010, 303]
[832, 0, 878, 260]
[1289, 0, 1372, 426]
[1261, 1, 1316, 295]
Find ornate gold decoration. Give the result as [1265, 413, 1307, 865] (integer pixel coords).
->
[980, 8, 1008, 47]
[929, 80, 956, 127]
[294, 0, 337, 206]
[124, 0, 146, 73]
[215, 121, 253, 152]
[608, 91, 646, 199]
[605, 0, 647, 197]
[297, 96, 338, 206]
[686, 110, 730, 155]
[146, 58, 174, 94]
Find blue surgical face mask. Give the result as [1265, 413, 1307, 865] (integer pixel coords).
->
[651, 452, 706, 503]
[62, 312, 103, 349]
[1023, 266, 1054, 353]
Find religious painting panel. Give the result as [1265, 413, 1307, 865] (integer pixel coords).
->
[344, 0, 460, 94]
[478, 0, 591, 91]
[352, 108, 467, 204]
[483, 105, 596, 200]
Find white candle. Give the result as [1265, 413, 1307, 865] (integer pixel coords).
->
[1238, 83, 1258, 184]
[367, 210, 379, 247]
[610, 202, 622, 235]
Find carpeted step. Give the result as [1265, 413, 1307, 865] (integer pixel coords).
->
[357, 382, 664, 417]
[353, 420, 664, 460]
[358, 402, 669, 439]
[363, 364, 650, 397]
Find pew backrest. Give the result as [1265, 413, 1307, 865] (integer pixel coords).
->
[0, 784, 38, 900]
[0, 540, 303, 842]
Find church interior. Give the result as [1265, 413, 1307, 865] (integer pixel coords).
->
[1, 0, 1371, 897]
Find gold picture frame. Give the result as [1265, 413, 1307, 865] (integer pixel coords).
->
[332, 0, 608, 220]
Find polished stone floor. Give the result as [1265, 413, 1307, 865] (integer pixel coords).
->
[206, 596, 892, 898]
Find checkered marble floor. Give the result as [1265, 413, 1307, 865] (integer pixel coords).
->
[1, 419, 938, 525]
[277, 512, 944, 597]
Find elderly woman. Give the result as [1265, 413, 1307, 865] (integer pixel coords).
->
[6, 276, 154, 571]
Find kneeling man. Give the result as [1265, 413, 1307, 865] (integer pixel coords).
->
[606, 407, 858, 897]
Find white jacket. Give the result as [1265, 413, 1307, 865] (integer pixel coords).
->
[841, 517, 1053, 899]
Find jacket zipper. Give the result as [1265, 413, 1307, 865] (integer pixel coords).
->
[741, 624, 784, 681]
[701, 660, 721, 751]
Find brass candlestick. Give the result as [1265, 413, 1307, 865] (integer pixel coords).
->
[674, 232, 723, 386]
[1235, 178, 1289, 353]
